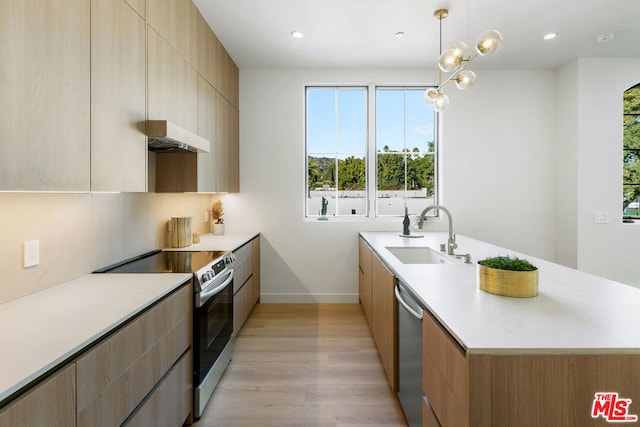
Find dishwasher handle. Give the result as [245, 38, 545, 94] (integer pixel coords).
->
[395, 285, 423, 320]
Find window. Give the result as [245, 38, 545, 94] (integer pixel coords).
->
[376, 87, 436, 216]
[306, 87, 367, 217]
[305, 86, 437, 218]
[623, 83, 640, 221]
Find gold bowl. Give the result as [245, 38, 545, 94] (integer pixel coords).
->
[478, 264, 538, 298]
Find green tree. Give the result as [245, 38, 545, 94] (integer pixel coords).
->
[377, 152, 405, 190]
[308, 158, 321, 188]
[337, 156, 365, 190]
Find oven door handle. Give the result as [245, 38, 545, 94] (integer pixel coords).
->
[198, 269, 234, 307]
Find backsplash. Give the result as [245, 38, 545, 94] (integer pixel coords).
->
[0, 192, 212, 305]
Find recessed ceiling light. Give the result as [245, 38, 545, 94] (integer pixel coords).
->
[395, 31, 406, 38]
[596, 32, 615, 42]
[291, 31, 304, 39]
[543, 32, 557, 41]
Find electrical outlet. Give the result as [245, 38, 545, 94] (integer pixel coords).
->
[204, 211, 210, 223]
[594, 212, 610, 224]
[23, 240, 40, 268]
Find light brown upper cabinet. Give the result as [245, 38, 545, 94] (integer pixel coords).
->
[194, 77, 239, 193]
[217, 45, 240, 109]
[91, 0, 147, 192]
[147, 0, 198, 67]
[216, 96, 240, 193]
[147, 27, 198, 135]
[196, 9, 220, 90]
[197, 77, 218, 192]
[0, 0, 90, 191]
[124, 0, 145, 18]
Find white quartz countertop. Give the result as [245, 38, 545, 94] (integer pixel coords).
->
[360, 231, 640, 354]
[164, 231, 259, 252]
[0, 273, 191, 404]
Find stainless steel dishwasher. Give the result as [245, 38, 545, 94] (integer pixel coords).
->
[395, 281, 433, 427]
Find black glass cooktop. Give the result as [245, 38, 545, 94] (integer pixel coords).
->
[95, 250, 228, 274]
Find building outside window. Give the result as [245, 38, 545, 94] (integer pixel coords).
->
[623, 83, 640, 221]
[305, 86, 437, 219]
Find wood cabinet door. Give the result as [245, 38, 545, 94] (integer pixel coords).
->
[196, 8, 220, 89]
[147, 26, 198, 135]
[76, 285, 192, 427]
[252, 236, 261, 302]
[358, 238, 373, 327]
[90, 0, 146, 191]
[0, 0, 90, 191]
[122, 350, 193, 427]
[215, 95, 240, 192]
[147, 0, 197, 67]
[0, 364, 76, 427]
[197, 77, 218, 192]
[371, 253, 397, 391]
[216, 44, 239, 109]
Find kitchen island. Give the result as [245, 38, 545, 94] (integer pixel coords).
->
[360, 231, 640, 426]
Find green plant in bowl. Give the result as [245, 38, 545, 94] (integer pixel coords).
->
[477, 256, 538, 297]
[478, 256, 537, 271]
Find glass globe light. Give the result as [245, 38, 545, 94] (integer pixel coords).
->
[476, 29, 503, 56]
[422, 88, 438, 104]
[432, 92, 449, 112]
[438, 48, 463, 72]
[451, 42, 468, 58]
[455, 70, 476, 90]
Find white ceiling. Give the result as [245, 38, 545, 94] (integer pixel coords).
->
[193, 0, 640, 70]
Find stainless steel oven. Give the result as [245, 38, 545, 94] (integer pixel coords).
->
[95, 249, 235, 419]
[192, 255, 234, 418]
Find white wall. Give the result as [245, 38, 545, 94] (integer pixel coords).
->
[0, 192, 212, 304]
[574, 58, 640, 286]
[231, 68, 558, 302]
[555, 61, 579, 268]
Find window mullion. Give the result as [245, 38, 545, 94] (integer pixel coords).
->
[367, 84, 377, 217]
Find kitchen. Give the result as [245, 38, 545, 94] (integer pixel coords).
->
[2, 0, 640, 426]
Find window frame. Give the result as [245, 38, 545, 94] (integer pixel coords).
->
[623, 83, 640, 222]
[304, 83, 439, 220]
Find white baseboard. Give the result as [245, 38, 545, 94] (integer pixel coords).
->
[259, 293, 359, 304]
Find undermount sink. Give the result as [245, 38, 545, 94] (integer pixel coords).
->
[385, 246, 451, 264]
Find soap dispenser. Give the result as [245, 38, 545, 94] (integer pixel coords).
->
[402, 207, 410, 236]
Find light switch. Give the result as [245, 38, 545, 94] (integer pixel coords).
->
[593, 212, 610, 224]
[23, 240, 40, 267]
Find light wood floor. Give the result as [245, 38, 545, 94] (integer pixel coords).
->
[194, 303, 407, 427]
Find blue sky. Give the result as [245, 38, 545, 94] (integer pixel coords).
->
[306, 87, 435, 157]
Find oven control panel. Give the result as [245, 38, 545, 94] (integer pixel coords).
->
[195, 253, 234, 292]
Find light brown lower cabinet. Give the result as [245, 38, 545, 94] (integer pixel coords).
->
[422, 398, 439, 427]
[358, 237, 397, 392]
[0, 364, 76, 427]
[123, 349, 193, 427]
[76, 284, 192, 427]
[422, 309, 640, 427]
[357, 237, 398, 392]
[371, 252, 397, 392]
[0, 282, 193, 427]
[233, 236, 261, 335]
[358, 238, 372, 329]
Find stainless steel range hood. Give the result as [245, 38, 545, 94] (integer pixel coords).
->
[147, 120, 210, 153]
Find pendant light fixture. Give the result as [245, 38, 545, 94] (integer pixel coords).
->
[424, 9, 503, 112]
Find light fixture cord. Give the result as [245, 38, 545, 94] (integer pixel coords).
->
[438, 13, 443, 88]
